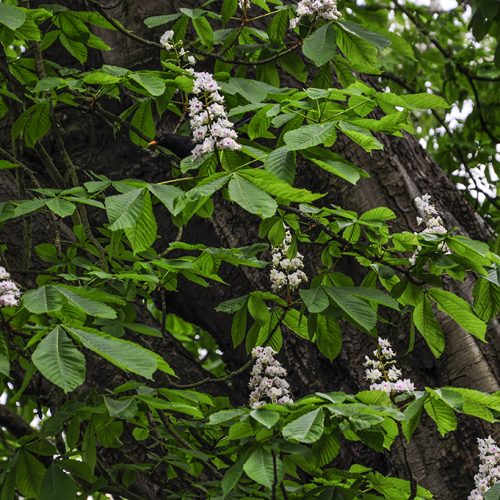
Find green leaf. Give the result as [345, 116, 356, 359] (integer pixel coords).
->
[221, 0, 238, 24]
[402, 393, 427, 441]
[54, 286, 117, 319]
[243, 448, 275, 489]
[25, 102, 51, 147]
[338, 22, 390, 49]
[473, 277, 500, 322]
[268, 9, 289, 45]
[40, 465, 77, 500]
[316, 315, 342, 361]
[428, 288, 486, 340]
[15, 450, 46, 499]
[302, 23, 337, 66]
[104, 396, 138, 419]
[124, 190, 157, 253]
[325, 287, 377, 331]
[282, 407, 325, 443]
[284, 123, 337, 151]
[144, 13, 181, 28]
[148, 184, 183, 215]
[222, 460, 243, 495]
[484, 483, 500, 500]
[32, 326, 86, 393]
[106, 188, 145, 230]
[0, 333, 9, 376]
[45, 198, 76, 218]
[264, 146, 296, 184]
[401, 93, 449, 110]
[300, 287, 330, 313]
[193, 16, 213, 46]
[23, 285, 62, 314]
[60, 33, 88, 64]
[0, 4, 27, 30]
[336, 27, 378, 68]
[129, 73, 166, 97]
[250, 409, 280, 429]
[228, 175, 277, 218]
[129, 101, 155, 145]
[239, 168, 322, 203]
[338, 122, 383, 152]
[412, 297, 445, 357]
[67, 327, 158, 379]
[424, 392, 457, 436]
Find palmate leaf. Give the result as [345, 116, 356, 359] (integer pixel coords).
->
[284, 122, 337, 151]
[302, 23, 337, 67]
[105, 188, 146, 230]
[32, 326, 86, 392]
[282, 408, 325, 443]
[23, 285, 63, 314]
[423, 392, 457, 436]
[228, 175, 277, 218]
[428, 288, 486, 340]
[66, 327, 158, 380]
[243, 448, 275, 489]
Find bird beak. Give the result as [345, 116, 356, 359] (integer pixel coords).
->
[147, 140, 158, 147]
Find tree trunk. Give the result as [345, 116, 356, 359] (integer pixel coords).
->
[2, 1, 498, 498]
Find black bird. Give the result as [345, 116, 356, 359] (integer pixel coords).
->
[148, 133, 195, 159]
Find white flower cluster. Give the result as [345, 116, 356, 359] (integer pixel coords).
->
[0, 267, 21, 307]
[249, 346, 293, 408]
[414, 194, 447, 236]
[364, 338, 415, 395]
[468, 436, 500, 500]
[410, 193, 449, 264]
[270, 227, 307, 293]
[188, 72, 240, 160]
[159, 30, 196, 66]
[238, 0, 251, 10]
[290, 0, 341, 29]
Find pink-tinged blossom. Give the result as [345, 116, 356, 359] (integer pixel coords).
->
[188, 72, 240, 160]
[0, 267, 21, 308]
[269, 226, 307, 293]
[468, 436, 500, 500]
[290, 0, 341, 29]
[363, 338, 415, 395]
[248, 346, 293, 408]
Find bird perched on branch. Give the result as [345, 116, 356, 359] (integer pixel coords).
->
[148, 133, 194, 159]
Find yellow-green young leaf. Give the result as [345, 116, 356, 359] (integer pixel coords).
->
[400, 93, 450, 110]
[0, 4, 26, 29]
[282, 407, 325, 443]
[15, 450, 46, 498]
[412, 297, 445, 357]
[428, 288, 486, 340]
[32, 326, 86, 393]
[238, 168, 323, 203]
[40, 465, 77, 500]
[338, 121, 383, 152]
[67, 327, 158, 379]
[302, 23, 337, 67]
[243, 448, 275, 489]
[423, 393, 457, 436]
[228, 175, 277, 218]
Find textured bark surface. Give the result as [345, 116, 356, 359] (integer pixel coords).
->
[1, 1, 498, 498]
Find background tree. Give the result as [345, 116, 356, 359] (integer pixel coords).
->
[0, 0, 499, 499]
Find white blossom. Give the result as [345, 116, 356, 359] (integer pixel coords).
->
[239, 0, 251, 10]
[290, 0, 341, 29]
[410, 193, 449, 263]
[0, 267, 21, 308]
[248, 346, 293, 408]
[468, 436, 500, 500]
[188, 72, 240, 160]
[160, 30, 175, 50]
[363, 337, 415, 395]
[269, 226, 307, 293]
